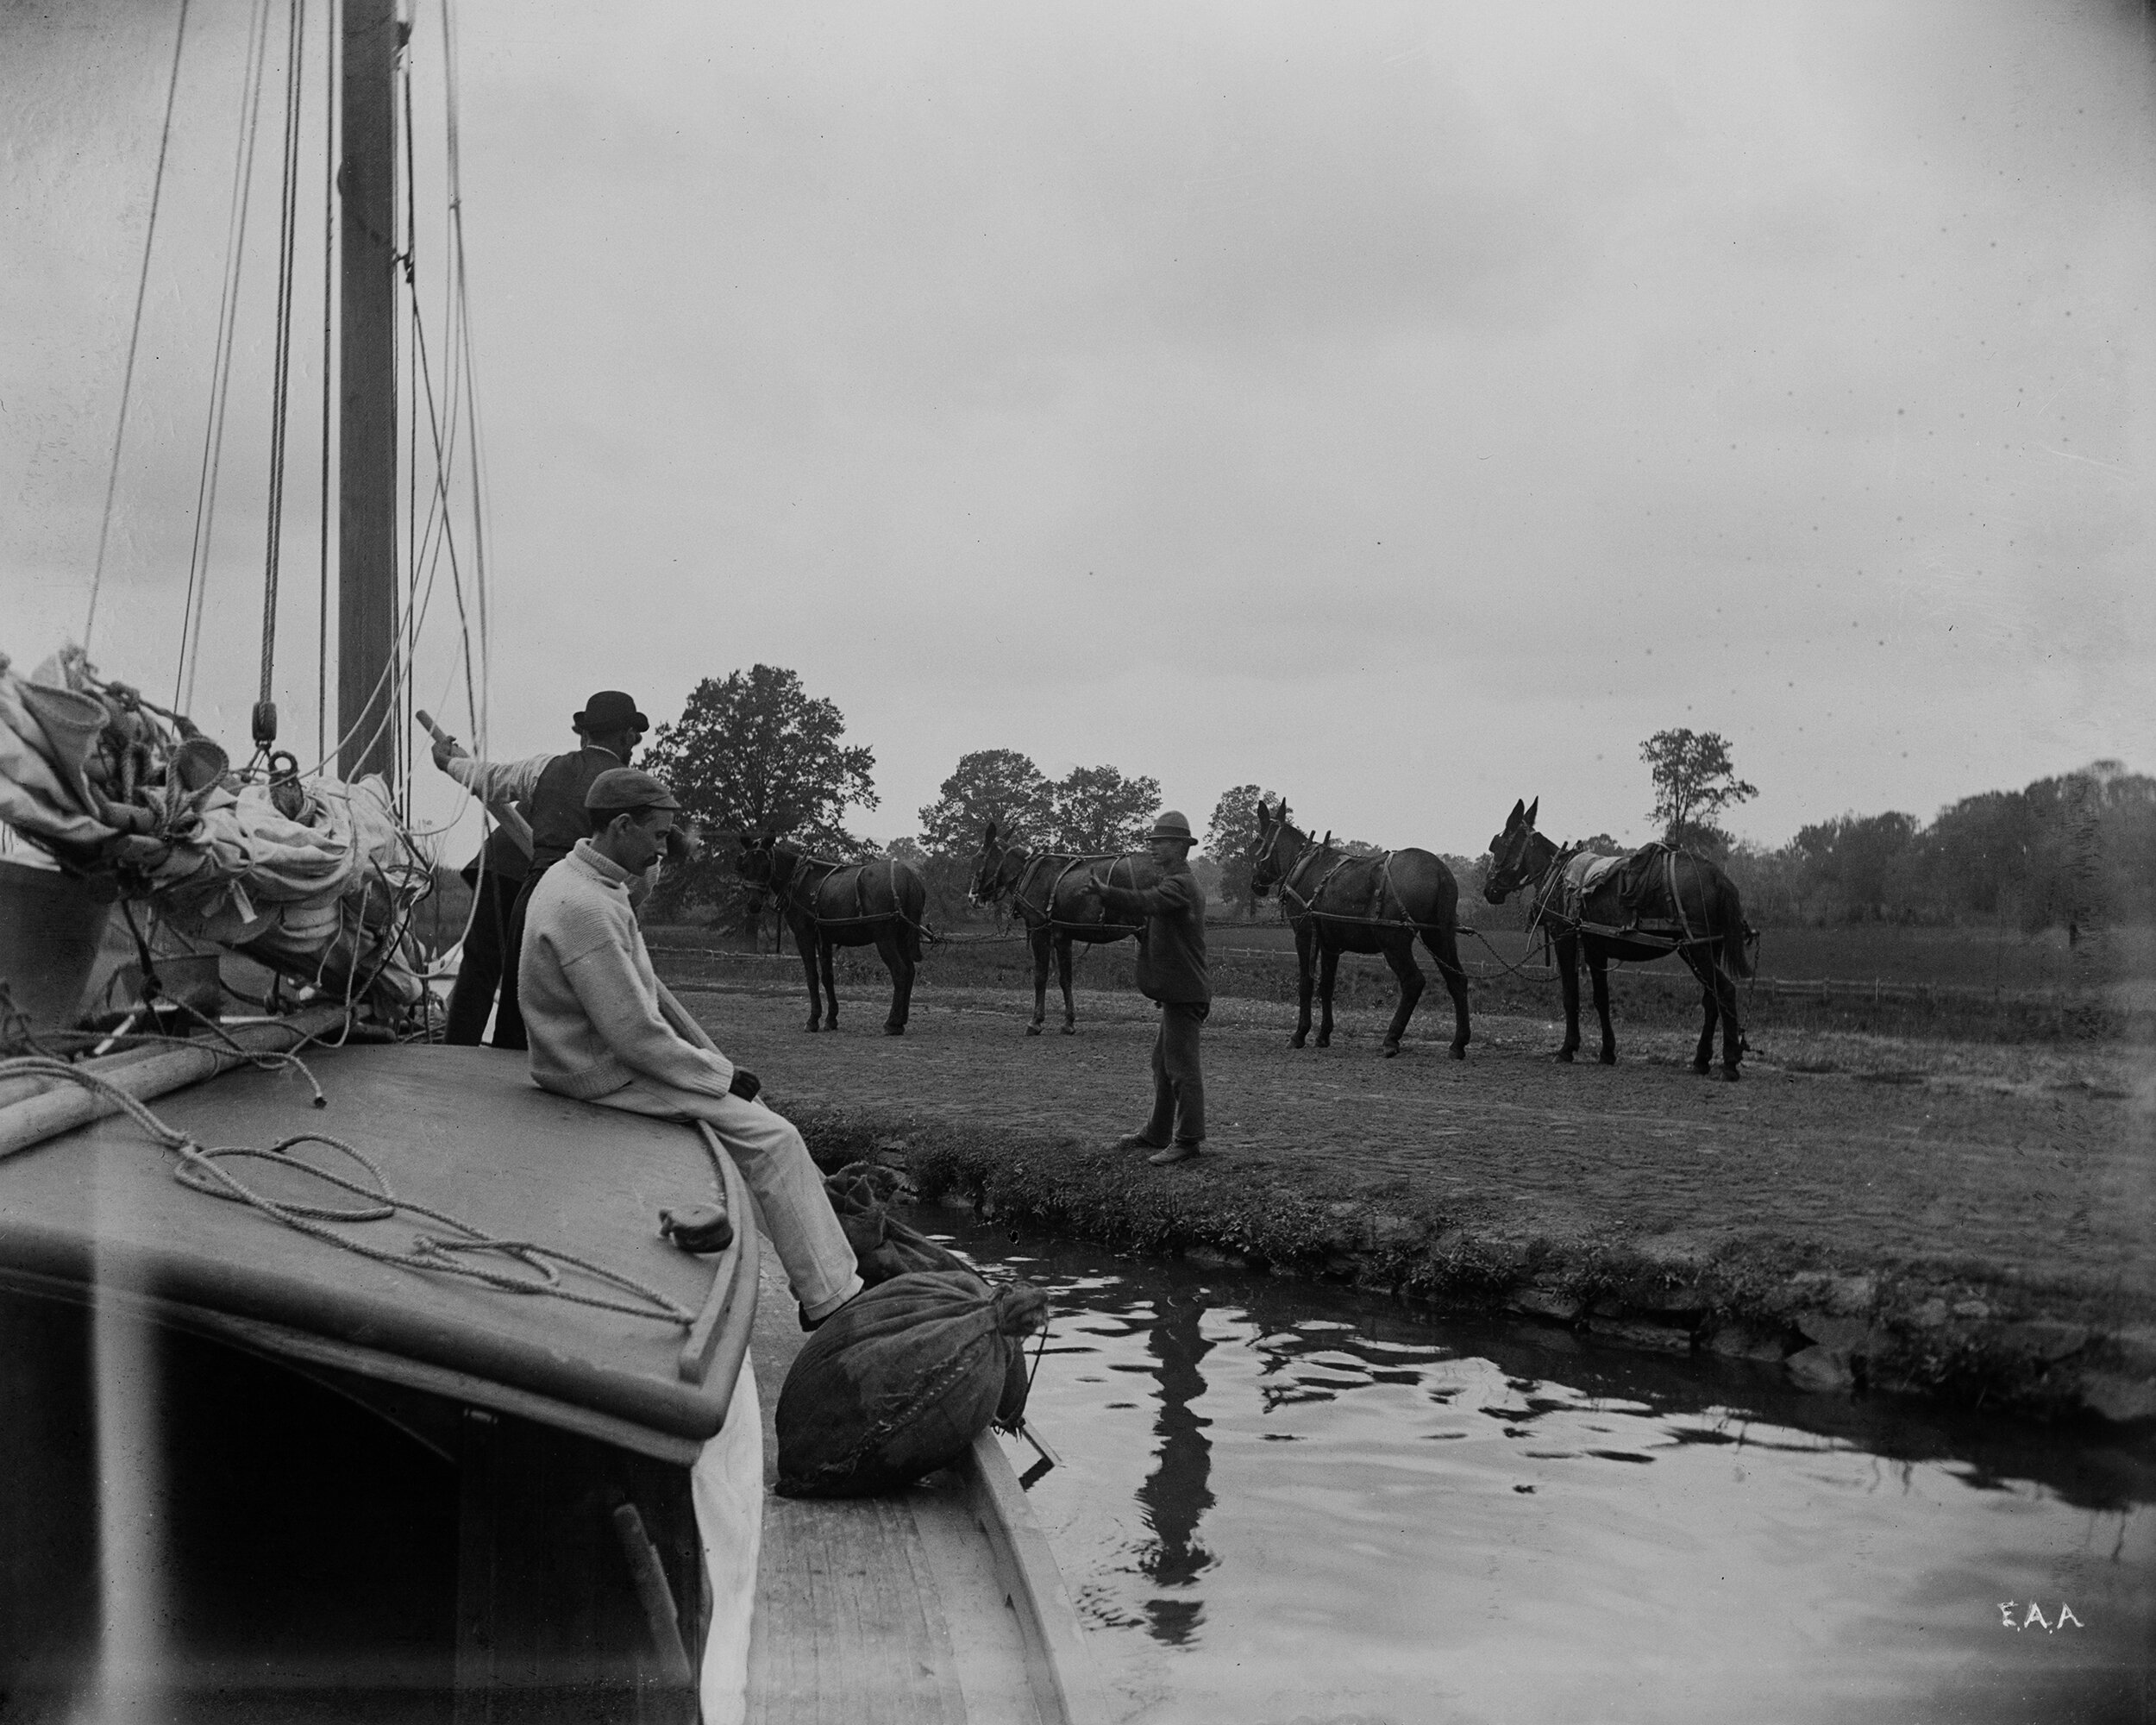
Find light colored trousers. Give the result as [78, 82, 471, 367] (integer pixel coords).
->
[594, 1078, 862, 1320]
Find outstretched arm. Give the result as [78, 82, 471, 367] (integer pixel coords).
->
[1095, 869, 1201, 919]
[441, 749, 551, 806]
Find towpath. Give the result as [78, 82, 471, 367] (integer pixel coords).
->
[665, 965, 2155, 1423]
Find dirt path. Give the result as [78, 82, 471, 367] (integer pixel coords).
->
[666, 969, 2156, 1419]
[673, 973, 2149, 1297]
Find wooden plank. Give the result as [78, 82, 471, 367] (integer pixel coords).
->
[0, 1006, 349, 1158]
[962, 1431, 1114, 1725]
[0, 1039, 169, 1113]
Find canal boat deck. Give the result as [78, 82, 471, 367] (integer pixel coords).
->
[0, 1032, 1109, 1723]
[747, 1245, 1076, 1723]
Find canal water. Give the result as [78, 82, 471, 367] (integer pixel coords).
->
[907, 1206, 2153, 1725]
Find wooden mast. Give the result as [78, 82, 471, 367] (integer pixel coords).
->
[337, 0, 398, 783]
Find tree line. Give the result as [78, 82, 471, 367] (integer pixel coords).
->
[632, 668, 2150, 937]
[1720, 762, 2156, 933]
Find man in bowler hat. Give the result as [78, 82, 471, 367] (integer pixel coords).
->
[433, 690, 649, 1049]
[1094, 811, 1212, 1166]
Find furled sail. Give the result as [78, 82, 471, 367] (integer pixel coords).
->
[0, 645, 426, 1010]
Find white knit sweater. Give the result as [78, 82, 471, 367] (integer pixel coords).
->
[519, 839, 736, 1101]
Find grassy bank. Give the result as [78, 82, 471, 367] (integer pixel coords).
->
[651, 920, 2151, 1044]
[790, 1098, 2155, 1429]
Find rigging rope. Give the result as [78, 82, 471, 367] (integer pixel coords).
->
[258, 0, 308, 712]
[316, 0, 336, 765]
[177, 0, 276, 712]
[85, 0, 193, 657]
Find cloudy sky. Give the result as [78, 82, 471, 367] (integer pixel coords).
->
[7, 0, 2152, 861]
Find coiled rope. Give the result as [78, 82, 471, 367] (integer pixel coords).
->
[0, 1058, 691, 1327]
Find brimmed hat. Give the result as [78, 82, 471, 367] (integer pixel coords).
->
[575, 689, 648, 732]
[585, 767, 680, 814]
[1148, 810, 1195, 844]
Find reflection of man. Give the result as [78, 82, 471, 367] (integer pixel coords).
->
[519, 766, 861, 1329]
[434, 690, 647, 1050]
[1137, 1291, 1216, 1645]
[1096, 812, 1212, 1166]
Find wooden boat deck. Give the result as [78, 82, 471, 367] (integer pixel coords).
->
[0, 1033, 1108, 1724]
[746, 1248, 1096, 1725]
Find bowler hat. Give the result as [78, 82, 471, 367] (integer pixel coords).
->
[585, 767, 680, 814]
[575, 690, 649, 733]
[1148, 810, 1195, 844]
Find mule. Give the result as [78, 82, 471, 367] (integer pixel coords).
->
[737, 834, 927, 1035]
[968, 819, 1159, 1035]
[1248, 800, 1471, 1058]
[1482, 797, 1753, 1078]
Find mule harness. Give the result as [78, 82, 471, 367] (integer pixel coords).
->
[773, 850, 935, 942]
[1261, 834, 1470, 984]
[1000, 847, 1144, 938]
[1514, 841, 1734, 962]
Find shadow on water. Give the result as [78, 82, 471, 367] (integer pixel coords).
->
[912, 1203, 2156, 1725]
[1134, 1291, 1217, 1644]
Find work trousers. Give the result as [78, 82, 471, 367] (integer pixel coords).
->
[592, 1078, 862, 1321]
[491, 860, 557, 1052]
[443, 869, 522, 1046]
[1142, 1000, 1208, 1145]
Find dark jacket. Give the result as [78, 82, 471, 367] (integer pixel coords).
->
[1097, 860, 1209, 1004]
[528, 744, 630, 872]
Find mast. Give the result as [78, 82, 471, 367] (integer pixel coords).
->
[337, 0, 399, 783]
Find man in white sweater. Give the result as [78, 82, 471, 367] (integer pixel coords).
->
[519, 766, 861, 1327]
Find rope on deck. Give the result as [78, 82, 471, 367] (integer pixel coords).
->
[0, 1056, 693, 1326]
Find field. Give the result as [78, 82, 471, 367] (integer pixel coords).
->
[644, 913, 2156, 1045]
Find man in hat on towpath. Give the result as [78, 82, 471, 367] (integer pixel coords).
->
[1094, 810, 1213, 1166]
[432, 689, 653, 1050]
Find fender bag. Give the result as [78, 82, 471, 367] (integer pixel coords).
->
[775, 1270, 1048, 1499]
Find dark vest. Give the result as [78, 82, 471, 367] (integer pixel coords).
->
[527, 745, 627, 872]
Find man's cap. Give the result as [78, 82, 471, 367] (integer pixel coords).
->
[584, 767, 680, 815]
[575, 690, 649, 733]
[1149, 810, 1195, 844]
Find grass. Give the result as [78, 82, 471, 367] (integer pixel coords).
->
[647, 916, 2156, 1044]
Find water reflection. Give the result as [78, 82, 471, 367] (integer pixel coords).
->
[944, 1210, 2155, 1725]
[1135, 1292, 1216, 1643]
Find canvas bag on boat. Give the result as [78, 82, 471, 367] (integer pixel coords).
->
[821, 1163, 974, 1287]
[775, 1270, 1047, 1499]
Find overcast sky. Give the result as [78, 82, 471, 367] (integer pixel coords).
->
[7, 0, 2152, 861]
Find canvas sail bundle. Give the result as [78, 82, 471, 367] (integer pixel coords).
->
[0, 647, 427, 1009]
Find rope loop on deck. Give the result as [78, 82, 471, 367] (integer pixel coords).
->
[5, 1058, 693, 1327]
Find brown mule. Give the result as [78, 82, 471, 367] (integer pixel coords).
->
[1248, 800, 1471, 1059]
[737, 834, 928, 1035]
[1482, 798, 1754, 1078]
[968, 819, 1160, 1035]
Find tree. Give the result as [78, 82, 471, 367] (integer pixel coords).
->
[1640, 729, 1757, 851]
[1051, 764, 1161, 853]
[1202, 784, 1281, 917]
[641, 665, 877, 926]
[916, 749, 1055, 858]
[1792, 812, 1920, 922]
